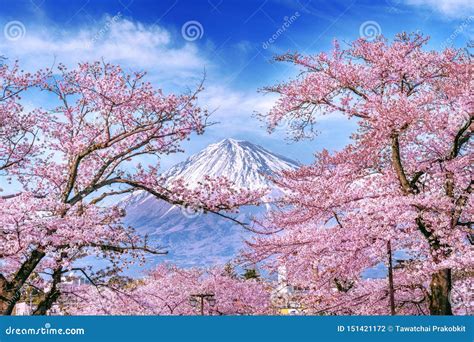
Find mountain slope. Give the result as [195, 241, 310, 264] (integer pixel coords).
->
[122, 138, 298, 268]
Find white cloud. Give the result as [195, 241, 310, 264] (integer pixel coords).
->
[0, 15, 327, 162]
[200, 84, 275, 135]
[0, 16, 208, 88]
[199, 84, 347, 141]
[0, 16, 284, 141]
[404, 0, 474, 18]
[204, 85, 275, 118]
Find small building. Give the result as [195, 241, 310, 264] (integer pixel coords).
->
[271, 266, 304, 315]
[13, 302, 31, 315]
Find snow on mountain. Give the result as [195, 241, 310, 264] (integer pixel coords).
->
[121, 138, 298, 269]
[163, 138, 298, 189]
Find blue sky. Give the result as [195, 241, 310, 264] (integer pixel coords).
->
[0, 0, 473, 170]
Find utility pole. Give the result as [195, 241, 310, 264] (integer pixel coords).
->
[189, 293, 216, 316]
[387, 240, 396, 315]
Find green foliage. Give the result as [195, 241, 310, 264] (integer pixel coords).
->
[242, 268, 259, 280]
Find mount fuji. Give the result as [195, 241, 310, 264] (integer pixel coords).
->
[121, 138, 298, 268]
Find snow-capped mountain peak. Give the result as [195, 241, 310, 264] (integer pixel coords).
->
[163, 138, 298, 189]
[118, 139, 299, 268]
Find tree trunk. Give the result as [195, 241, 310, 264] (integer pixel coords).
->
[0, 274, 22, 315]
[33, 267, 62, 315]
[0, 248, 45, 315]
[429, 268, 453, 315]
[0, 275, 10, 314]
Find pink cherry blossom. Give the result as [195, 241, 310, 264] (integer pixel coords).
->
[64, 264, 273, 315]
[251, 33, 472, 315]
[0, 61, 265, 315]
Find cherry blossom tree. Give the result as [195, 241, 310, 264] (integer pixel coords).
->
[0, 61, 50, 314]
[64, 264, 273, 315]
[0, 61, 47, 172]
[0, 61, 264, 315]
[251, 33, 472, 315]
